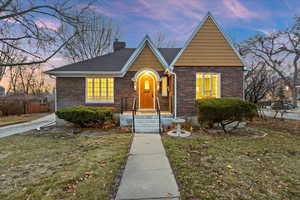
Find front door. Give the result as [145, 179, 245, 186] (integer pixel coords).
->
[139, 74, 155, 109]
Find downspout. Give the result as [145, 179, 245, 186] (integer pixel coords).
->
[54, 87, 57, 112]
[170, 71, 177, 118]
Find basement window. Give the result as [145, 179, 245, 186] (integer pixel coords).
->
[86, 78, 114, 103]
[196, 73, 220, 99]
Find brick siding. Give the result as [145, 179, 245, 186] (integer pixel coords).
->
[56, 71, 169, 112]
[174, 66, 244, 117]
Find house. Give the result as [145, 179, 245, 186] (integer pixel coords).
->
[45, 13, 245, 132]
[264, 78, 300, 105]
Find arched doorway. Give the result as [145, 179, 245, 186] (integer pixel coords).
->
[137, 71, 157, 110]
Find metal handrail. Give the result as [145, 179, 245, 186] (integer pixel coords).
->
[132, 97, 137, 133]
[121, 97, 133, 114]
[156, 97, 161, 134]
[121, 98, 124, 114]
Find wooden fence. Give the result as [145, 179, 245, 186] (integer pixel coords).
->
[25, 102, 49, 114]
[0, 100, 50, 116]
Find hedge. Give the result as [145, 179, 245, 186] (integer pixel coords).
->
[196, 98, 257, 133]
[56, 106, 113, 127]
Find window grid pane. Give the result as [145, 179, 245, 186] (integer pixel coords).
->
[86, 78, 114, 103]
[196, 73, 220, 99]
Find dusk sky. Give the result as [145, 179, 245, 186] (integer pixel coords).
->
[1, 0, 300, 89]
[88, 0, 300, 47]
[42, 0, 300, 67]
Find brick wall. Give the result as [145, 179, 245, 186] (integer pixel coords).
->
[174, 66, 244, 117]
[56, 71, 169, 112]
[56, 77, 85, 109]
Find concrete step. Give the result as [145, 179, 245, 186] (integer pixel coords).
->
[135, 128, 160, 133]
[134, 121, 159, 125]
[135, 121, 158, 124]
[134, 115, 159, 119]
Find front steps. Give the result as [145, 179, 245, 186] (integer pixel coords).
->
[119, 112, 173, 133]
[134, 115, 160, 133]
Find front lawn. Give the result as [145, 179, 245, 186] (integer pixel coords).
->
[162, 129, 300, 199]
[0, 130, 131, 200]
[249, 117, 300, 136]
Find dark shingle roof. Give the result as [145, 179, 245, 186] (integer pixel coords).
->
[46, 48, 181, 73]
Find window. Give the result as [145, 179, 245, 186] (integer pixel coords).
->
[196, 73, 220, 99]
[144, 79, 150, 90]
[161, 76, 168, 96]
[86, 78, 114, 103]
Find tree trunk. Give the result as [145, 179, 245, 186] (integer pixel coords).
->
[291, 86, 298, 108]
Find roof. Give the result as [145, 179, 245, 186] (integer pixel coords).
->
[45, 12, 245, 76]
[121, 35, 171, 73]
[46, 47, 181, 74]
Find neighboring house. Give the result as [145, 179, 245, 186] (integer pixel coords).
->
[45, 13, 245, 132]
[265, 78, 300, 103]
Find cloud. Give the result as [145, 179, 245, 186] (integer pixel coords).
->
[222, 0, 258, 19]
[258, 28, 277, 35]
[35, 19, 61, 31]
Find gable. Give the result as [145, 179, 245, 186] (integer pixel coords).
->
[174, 16, 243, 67]
[128, 43, 165, 71]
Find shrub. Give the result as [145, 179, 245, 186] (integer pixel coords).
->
[196, 98, 257, 133]
[56, 106, 113, 128]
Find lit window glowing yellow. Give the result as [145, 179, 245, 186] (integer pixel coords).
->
[144, 80, 150, 90]
[196, 73, 220, 99]
[86, 78, 114, 102]
[161, 76, 168, 97]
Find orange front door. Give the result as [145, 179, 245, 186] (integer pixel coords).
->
[139, 75, 155, 109]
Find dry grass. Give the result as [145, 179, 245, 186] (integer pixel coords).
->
[249, 117, 300, 136]
[0, 113, 49, 127]
[162, 127, 300, 200]
[0, 129, 131, 200]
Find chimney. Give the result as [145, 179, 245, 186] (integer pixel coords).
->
[113, 39, 126, 51]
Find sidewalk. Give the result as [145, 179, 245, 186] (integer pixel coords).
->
[262, 110, 300, 120]
[0, 113, 55, 138]
[116, 134, 180, 200]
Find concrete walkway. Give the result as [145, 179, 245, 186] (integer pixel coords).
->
[263, 110, 300, 120]
[116, 134, 180, 200]
[0, 113, 55, 138]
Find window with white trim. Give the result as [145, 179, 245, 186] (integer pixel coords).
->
[86, 78, 114, 103]
[196, 73, 220, 99]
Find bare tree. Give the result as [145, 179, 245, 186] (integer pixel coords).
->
[244, 61, 276, 103]
[0, 0, 95, 68]
[239, 16, 300, 107]
[59, 11, 121, 62]
[7, 64, 50, 95]
[153, 31, 176, 48]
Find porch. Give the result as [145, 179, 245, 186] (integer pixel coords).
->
[119, 110, 173, 133]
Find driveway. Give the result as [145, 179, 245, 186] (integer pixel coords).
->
[0, 113, 56, 138]
[263, 110, 300, 120]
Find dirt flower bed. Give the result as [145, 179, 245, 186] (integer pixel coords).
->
[163, 123, 267, 139]
[0, 129, 131, 200]
[249, 117, 300, 136]
[162, 129, 300, 199]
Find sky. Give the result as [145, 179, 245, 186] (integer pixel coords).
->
[1, 0, 300, 90]
[84, 0, 300, 48]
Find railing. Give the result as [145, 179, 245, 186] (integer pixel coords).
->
[121, 97, 134, 114]
[156, 97, 161, 134]
[132, 97, 137, 133]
